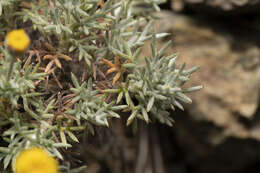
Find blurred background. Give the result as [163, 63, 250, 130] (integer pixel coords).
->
[77, 1, 260, 173]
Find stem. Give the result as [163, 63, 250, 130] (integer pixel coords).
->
[135, 121, 149, 173]
[60, 126, 85, 131]
[6, 56, 15, 81]
[150, 125, 166, 173]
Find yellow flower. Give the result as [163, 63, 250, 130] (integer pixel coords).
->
[14, 147, 59, 173]
[6, 29, 30, 52]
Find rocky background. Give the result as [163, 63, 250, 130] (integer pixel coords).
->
[171, 0, 260, 14]
[80, 1, 260, 173]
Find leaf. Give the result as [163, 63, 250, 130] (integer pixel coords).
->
[117, 91, 123, 104]
[182, 85, 203, 93]
[153, 93, 167, 100]
[133, 47, 142, 61]
[102, 89, 120, 93]
[56, 25, 61, 34]
[147, 96, 154, 112]
[79, 49, 83, 61]
[125, 91, 134, 108]
[67, 131, 79, 143]
[71, 73, 79, 88]
[110, 46, 131, 60]
[182, 66, 200, 75]
[69, 46, 76, 52]
[42, 114, 54, 118]
[176, 92, 192, 104]
[123, 63, 136, 68]
[52, 148, 63, 160]
[158, 40, 172, 58]
[111, 105, 128, 111]
[84, 56, 91, 66]
[107, 111, 120, 118]
[60, 130, 67, 146]
[168, 55, 177, 68]
[123, 40, 132, 56]
[4, 155, 11, 169]
[173, 100, 184, 111]
[0, 147, 10, 154]
[53, 143, 72, 148]
[22, 92, 43, 98]
[127, 109, 138, 126]
[141, 107, 149, 123]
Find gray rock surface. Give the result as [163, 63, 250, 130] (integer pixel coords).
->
[153, 11, 260, 142]
[171, 0, 260, 14]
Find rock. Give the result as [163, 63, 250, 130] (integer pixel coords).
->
[153, 11, 260, 141]
[170, 0, 260, 14]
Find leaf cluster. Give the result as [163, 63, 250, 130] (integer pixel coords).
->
[126, 37, 202, 126]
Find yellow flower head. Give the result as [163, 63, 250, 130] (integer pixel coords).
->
[6, 29, 30, 52]
[14, 147, 59, 173]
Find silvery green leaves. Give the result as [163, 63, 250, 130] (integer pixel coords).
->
[67, 73, 126, 126]
[0, 48, 46, 109]
[126, 37, 202, 126]
[0, 113, 65, 169]
[21, 0, 121, 66]
[20, 0, 168, 68]
[0, 48, 59, 170]
[106, 1, 170, 63]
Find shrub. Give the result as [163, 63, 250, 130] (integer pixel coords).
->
[0, 0, 201, 172]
